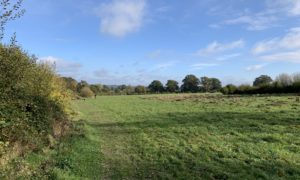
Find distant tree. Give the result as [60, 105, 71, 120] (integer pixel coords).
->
[166, 80, 179, 93]
[253, 75, 273, 87]
[135, 85, 147, 94]
[200, 77, 211, 92]
[221, 86, 229, 95]
[275, 74, 293, 87]
[181, 74, 200, 93]
[222, 84, 237, 94]
[102, 85, 111, 93]
[200, 77, 222, 92]
[124, 85, 135, 95]
[210, 78, 222, 92]
[237, 84, 253, 94]
[119, 84, 127, 91]
[0, 0, 25, 40]
[77, 80, 89, 92]
[292, 73, 300, 83]
[90, 84, 103, 95]
[80, 86, 94, 98]
[62, 77, 78, 92]
[148, 80, 164, 93]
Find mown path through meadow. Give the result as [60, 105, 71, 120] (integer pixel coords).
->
[67, 94, 300, 179]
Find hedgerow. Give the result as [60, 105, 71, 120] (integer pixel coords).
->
[0, 44, 71, 157]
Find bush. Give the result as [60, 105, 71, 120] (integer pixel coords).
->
[80, 87, 94, 98]
[0, 44, 71, 147]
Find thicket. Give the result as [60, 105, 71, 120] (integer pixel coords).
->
[0, 44, 71, 158]
[221, 74, 300, 95]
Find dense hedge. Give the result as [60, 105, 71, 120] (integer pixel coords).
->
[221, 83, 300, 95]
[0, 44, 71, 152]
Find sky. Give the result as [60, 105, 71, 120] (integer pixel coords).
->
[5, 0, 300, 85]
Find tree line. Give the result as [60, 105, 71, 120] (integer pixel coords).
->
[63, 73, 300, 97]
[62, 75, 222, 97]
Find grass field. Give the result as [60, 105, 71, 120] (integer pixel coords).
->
[52, 94, 300, 179]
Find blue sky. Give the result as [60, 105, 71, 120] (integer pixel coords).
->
[5, 0, 300, 85]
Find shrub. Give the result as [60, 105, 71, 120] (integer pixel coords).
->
[80, 87, 94, 98]
[0, 44, 71, 147]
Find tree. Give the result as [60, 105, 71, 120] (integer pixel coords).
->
[211, 78, 222, 92]
[124, 85, 135, 95]
[237, 84, 253, 94]
[62, 77, 78, 92]
[275, 74, 293, 87]
[135, 85, 147, 94]
[90, 84, 103, 95]
[181, 74, 200, 93]
[200, 77, 211, 92]
[148, 80, 164, 93]
[102, 85, 111, 93]
[80, 86, 94, 98]
[222, 84, 237, 94]
[0, 0, 25, 39]
[166, 80, 179, 93]
[253, 75, 273, 87]
[292, 73, 300, 83]
[77, 80, 89, 92]
[200, 77, 222, 92]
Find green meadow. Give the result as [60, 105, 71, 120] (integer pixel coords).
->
[26, 94, 300, 179]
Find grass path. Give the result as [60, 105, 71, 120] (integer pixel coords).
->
[67, 94, 300, 179]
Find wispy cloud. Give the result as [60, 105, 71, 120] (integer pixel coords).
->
[252, 27, 300, 54]
[252, 27, 300, 63]
[153, 62, 177, 71]
[245, 64, 267, 71]
[216, 53, 241, 61]
[148, 49, 161, 59]
[267, 0, 300, 16]
[191, 63, 219, 70]
[95, 0, 147, 37]
[213, 0, 300, 31]
[259, 51, 300, 63]
[196, 40, 244, 56]
[221, 14, 278, 31]
[39, 56, 82, 75]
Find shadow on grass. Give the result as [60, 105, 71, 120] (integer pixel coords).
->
[87, 111, 300, 132]
[85, 111, 300, 179]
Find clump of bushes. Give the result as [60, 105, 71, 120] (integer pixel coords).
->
[80, 87, 94, 98]
[0, 44, 71, 156]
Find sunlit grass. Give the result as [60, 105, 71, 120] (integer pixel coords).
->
[66, 94, 300, 179]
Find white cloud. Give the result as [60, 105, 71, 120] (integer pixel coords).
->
[245, 64, 267, 71]
[252, 27, 300, 54]
[39, 56, 82, 75]
[222, 15, 278, 31]
[216, 53, 241, 61]
[252, 39, 279, 55]
[252, 27, 300, 63]
[154, 62, 176, 70]
[268, 0, 300, 16]
[191, 63, 219, 70]
[96, 0, 147, 37]
[259, 51, 300, 63]
[196, 40, 244, 56]
[214, 0, 300, 31]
